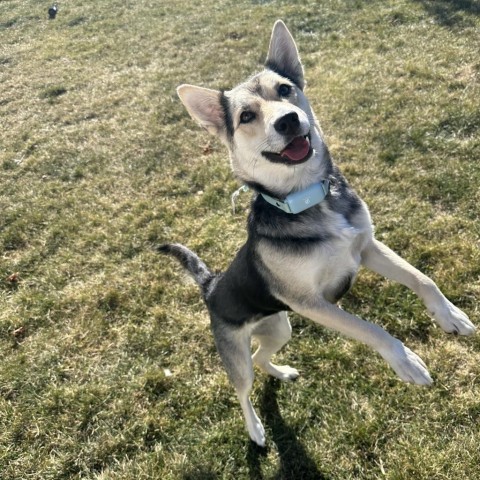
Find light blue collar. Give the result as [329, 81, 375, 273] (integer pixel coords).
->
[261, 180, 330, 214]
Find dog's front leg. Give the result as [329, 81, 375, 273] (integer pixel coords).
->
[211, 318, 266, 447]
[289, 301, 433, 385]
[361, 238, 475, 335]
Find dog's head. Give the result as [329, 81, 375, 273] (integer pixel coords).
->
[177, 20, 329, 195]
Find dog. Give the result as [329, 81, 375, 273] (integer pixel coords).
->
[160, 20, 475, 447]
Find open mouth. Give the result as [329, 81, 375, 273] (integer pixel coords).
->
[262, 133, 313, 165]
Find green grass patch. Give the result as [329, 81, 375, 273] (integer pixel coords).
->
[1, 0, 479, 478]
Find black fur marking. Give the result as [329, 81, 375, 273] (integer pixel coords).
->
[159, 242, 287, 327]
[265, 60, 302, 89]
[259, 234, 332, 255]
[207, 244, 288, 326]
[249, 194, 333, 254]
[327, 166, 362, 221]
[330, 274, 354, 303]
[219, 90, 234, 138]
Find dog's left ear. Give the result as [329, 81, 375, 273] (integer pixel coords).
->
[265, 20, 305, 90]
[177, 84, 225, 136]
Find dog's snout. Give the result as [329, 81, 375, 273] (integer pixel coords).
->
[274, 112, 300, 136]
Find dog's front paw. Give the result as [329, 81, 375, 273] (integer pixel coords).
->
[381, 341, 433, 386]
[429, 299, 475, 336]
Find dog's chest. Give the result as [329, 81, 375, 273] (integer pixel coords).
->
[258, 217, 370, 303]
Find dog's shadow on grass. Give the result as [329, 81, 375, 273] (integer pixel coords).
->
[247, 377, 331, 480]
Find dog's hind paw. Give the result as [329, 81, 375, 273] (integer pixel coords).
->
[429, 299, 476, 336]
[381, 341, 433, 386]
[242, 398, 267, 447]
[248, 419, 266, 447]
[257, 362, 300, 381]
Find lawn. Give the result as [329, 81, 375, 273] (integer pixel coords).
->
[1, 0, 479, 478]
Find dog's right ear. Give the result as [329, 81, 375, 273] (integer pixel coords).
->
[177, 85, 225, 136]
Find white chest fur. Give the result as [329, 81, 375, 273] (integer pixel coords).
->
[258, 214, 372, 303]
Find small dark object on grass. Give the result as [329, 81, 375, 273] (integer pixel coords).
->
[7, 272, 20, 283]
[48, 4, 58, 19]
[13, 326, 26, 338]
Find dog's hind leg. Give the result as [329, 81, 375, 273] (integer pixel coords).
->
[361, 238, 475, 335]
[252, 311, 299, 381]
[211, 318, 266, 447]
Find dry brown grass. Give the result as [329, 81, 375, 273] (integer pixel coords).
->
[1, 0, 479, 478]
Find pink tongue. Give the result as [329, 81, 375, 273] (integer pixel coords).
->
[281, 136, 310, 161]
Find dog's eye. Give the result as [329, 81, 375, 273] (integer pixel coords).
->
[278, 84, 292, 97]
[240, 111, 256, 124]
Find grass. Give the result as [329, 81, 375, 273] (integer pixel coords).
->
[1, 0, 479, 478]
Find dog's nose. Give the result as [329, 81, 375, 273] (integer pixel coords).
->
[274, 112, 300, 136]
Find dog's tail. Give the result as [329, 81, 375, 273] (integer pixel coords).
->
[157, 243, 215, 296]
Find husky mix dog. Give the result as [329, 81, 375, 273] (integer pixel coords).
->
[160, 20, 475, 446]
